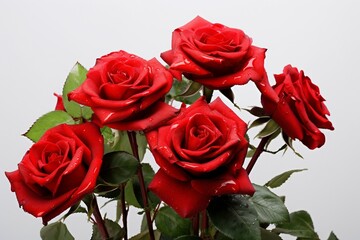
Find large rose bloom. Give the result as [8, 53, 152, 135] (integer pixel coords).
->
[69, 50, 177, 131]
[146, 97, 254, 218]
[161, 16, 278, 101]
[5, 123, 103, 223]
[261, 65, 334, 149]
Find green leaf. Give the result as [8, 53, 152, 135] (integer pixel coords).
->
[282, 132, 303, 159]
[91, 219, 125, 240]
[207, 194, 261, 240]
[95, 183, 121, 198]
[110, 131, 147, 161]
[175, 236, 202, 240]
[23, 110, 75, 142]
[40, 222, 74, 240]
[250, 184, 289, 224]
[265, 169, 307, 189]
[99, 151, 140, 185]
[62, 62, 92, 119]
[124, 179, 141, 208]
[129, 230, 161, 240]
[62, 201, 87, 220]
[166, 78, 202, 105]
[243, 106, 267, 117]
[203, 87, 214, 103]
[177, 80, 202, 97]
[213, 231, 232, 240]
[249, 117, 271, 129]
[327, 231, 339, 240]
[82, 194, 95, 220]
[155, 206, 191, 238]
[220, 88, 235, 103]
[273, 210, 319, 239]
[260, 228, 282, 240]
[255, 119, 280, 139]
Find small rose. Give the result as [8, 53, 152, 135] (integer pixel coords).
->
[161, 16, 278, 101]
[5, 123, 103, 223]
[146, 97, 254, 218]
[261, 65, 334, 149]
[68, 50, 177, 131]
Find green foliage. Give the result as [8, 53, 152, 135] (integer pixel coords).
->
[128, 163, 160, 209]
[327, 231, 339, 240]
[99, 151, 140, 186]
[260, 228, 282, 240]
[243, 106, 267, 117]
[273, 210, 319, 239]
[40, 222, 74, 240]
[129, 230, 161, 240]
[249, 117, 271, 130]
[219, 88, 235, 103]
[250, 184, 290, 224]
[102, 129, 147, 160]
[282, 132, 303, 158]
[124, 179, 142, 208]
[207, 194, 261, 240]
[265, 169, 307, 189]
[174, 236, 202, 240]
[154, 206, 192, 238]
[23, 110, 75, 142]
[62, 62, 93, 119]
[91, 219, 125, 240]
[61, 202, 87, 220]
[255, 119, 280, 139]
[166, 78, 202, 104]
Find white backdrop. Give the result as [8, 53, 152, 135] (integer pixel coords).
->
[1, 0, 359, 239]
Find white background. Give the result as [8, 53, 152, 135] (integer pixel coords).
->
[1, 0, 359, 239]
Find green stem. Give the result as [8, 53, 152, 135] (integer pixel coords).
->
[246, 136, 270, 175]
[120, 184, 128, 240]
[92, 197, 109, 240]
[127, 131, 155, 240]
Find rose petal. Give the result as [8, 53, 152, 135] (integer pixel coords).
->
[149, 169, 211, 218]
[191, 168, 254, 196]
[104, 101, 179, 131]
[5, 170, 76, 219]
[146, 129, 190, 181]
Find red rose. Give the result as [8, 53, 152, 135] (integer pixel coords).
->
[68, 50, 178, 131]
[261, 65, 334, 149]
[146, 97, 254, 218]
[161, 16, 278, 101]
[5, 123, 103, 223]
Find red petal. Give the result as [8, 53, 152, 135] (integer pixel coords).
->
[149, 169, 210, 218]
[191, 168, 255, 196]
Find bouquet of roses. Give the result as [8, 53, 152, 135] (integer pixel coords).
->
[5, 16, 336, 240]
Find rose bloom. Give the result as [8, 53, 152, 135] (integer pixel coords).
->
[161, 16, 278, 101]
[146, 97, 254, 218]
[69, 50, 177, 131]
[261, 65, 334, 149]
[5, 123, 103, 223]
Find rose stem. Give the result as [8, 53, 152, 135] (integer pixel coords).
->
[127, 131, 155, 240]
[120, 183, 128, 240]
[200, 210, 209, 238]
[192, 213, 200, 236]
[246, 136, 270, 175]
[92, 196, 110, 240]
